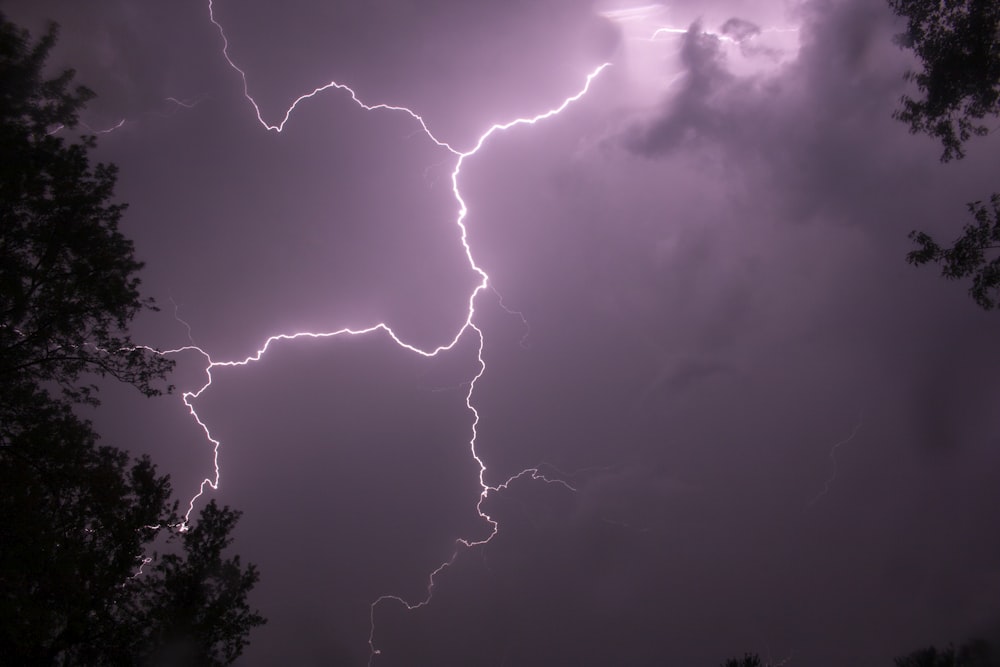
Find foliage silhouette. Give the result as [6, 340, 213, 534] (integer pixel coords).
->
[720, 653, 764, 667]
[908, 194, 1000, 308]
[127, 502, 266, 667]
[0, 387, 266, 665]
[0, 12, 265, 665]
[888, 0, 1000, 162]
[888, 0, 1000, 309]
[721, 639, 997, 667]
[0, 386, 173, 663]
[0, 11, 173, 405]
[894, 639, 996, 667]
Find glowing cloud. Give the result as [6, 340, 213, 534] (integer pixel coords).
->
[598, 2, 801, 105]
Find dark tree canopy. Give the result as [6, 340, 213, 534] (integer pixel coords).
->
[0, 387, 175, 663]
[720, 653, 764, 667]
[894, 640, 996, 667]
[129, 502, 266, 667]
[889, 0, 1000, 162]
[889, 0, 1000, 310]
[721, 641, 997, 667]
[0, 11, 172, 405]
[0, 404, 266, 665]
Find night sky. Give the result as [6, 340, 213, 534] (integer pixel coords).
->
[7, 0, 1000, 665]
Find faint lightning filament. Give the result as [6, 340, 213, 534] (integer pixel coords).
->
[808, 412, 864, 507]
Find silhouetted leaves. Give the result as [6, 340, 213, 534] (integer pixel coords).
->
[894, 639, 996, 667]
[720, 640, 997, 667]
[0, 403, 266, 665]
[889, 0, 1000, 162]
[888, 0, 1000, 309]
[0, 387, 174, 663]
[129, 502, 266, 667]
[720, 653, 764, 667]
[0, 12, 265, 665]
[0, 11, 173, 406]
[908, 194, 1000, 309]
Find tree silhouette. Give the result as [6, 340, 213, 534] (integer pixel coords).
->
[889, 0, 1000, 162]
[721, 640, 996, 667]
[907, 194, 1000, 309]
[888, 0, 1000, 309]
[0, 11, 172, 405]
[0, 12, 265, 664]
[720, 653, 764, 667]
[894, 639, 996, 667]
[129, 502, 266, 667]
[0, 386, 174, 663]
[0, 400, 266, 664]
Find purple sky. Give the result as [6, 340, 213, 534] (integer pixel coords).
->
[9, 0, 1000, 665]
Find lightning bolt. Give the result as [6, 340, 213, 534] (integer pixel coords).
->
[46, 118, 125, 136]
[84, 118, 126, 134]
[164, 96, 205, 110]
[162, 56, 609, 519]
[650, 23, 800, 44]
[808, 412, 865, 507]
[598, 6, 801, 107]
[146, 1, 611, 660]
[45, 95, 204, 138]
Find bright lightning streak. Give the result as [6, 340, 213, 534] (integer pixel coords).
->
[162, 57, 607, 521]
[206, 0, 455, 150]
[151, 3, 613, 660]
[650, 26, 690, 39]
[123, 556, 153, 586]
[650, 23, 799, 44]
[599, 3, 798, 45]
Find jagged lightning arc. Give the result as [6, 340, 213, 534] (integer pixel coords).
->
[164, 40, 609, 521]
[152, 1, 610, 662]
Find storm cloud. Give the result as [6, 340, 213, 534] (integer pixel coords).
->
[9, 0, 1000, 665]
